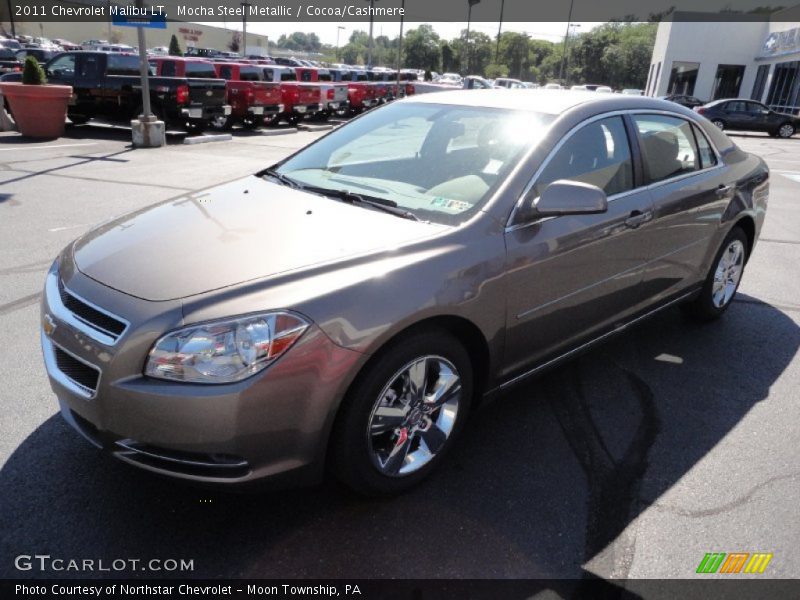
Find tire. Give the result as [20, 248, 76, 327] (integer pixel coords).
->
[210, 114, 233, 131]
[777, 122, 795, 138]
[265, 115, 282, 127]
[711, 119, 725, 130]
[68, 114, 90, 125]
[241, 117, 261, 130]
[682, 226, 748, 321]
[331, 330, 473, 496]
[287, 115, 301, 127]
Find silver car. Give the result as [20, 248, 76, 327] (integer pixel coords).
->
[41, 90, 769, 495]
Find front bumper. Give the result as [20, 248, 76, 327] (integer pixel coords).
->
[41, 260, 364, 486]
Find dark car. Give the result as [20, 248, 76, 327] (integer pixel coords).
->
[696, 99, 799, 138]
[662, 94, 705, 109]
[0, 48, 22, 74]
[41, 91, 768, 495]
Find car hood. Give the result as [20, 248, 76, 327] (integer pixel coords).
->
[73, 176, 446, 301]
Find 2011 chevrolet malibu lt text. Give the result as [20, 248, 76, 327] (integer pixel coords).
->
[41, 90, 769, 495]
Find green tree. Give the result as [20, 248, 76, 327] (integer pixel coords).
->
[168, 34, 182, 57]
[403, 25, 441, 71]
[484, 63, 509, 79]
[497, 32, 530, 79]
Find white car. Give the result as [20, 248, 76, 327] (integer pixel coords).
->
[596, 86, 614, 93]
[543, 83, 563, 90]
[622, 89, 644, 95]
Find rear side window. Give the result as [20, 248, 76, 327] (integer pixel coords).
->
[534, 116, 634, 197]
[185, 62, 217, 78]
[106, 54, 141, 76]
[298, 70, 312, 82]
[633, 114, 700, 183]
[239, 67, 261, 81]
[280, 71, 297, 81]
[160, 60, 176, 76]
[692, 124, 717, 169]
[318, 72, 332, 81]
[218, 66, 233, 79]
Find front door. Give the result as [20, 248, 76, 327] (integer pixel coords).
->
[503, 115, 655, 378]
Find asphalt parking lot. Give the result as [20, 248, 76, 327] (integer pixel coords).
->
[0, 124, 798, 582]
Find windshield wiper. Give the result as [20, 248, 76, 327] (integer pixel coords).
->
[297, 184, 421, 221]
[261, 169, 299, 189]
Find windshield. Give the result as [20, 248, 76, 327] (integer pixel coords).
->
[274, 102, 553, 225]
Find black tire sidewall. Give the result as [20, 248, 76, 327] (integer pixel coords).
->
[332, 330, 473, 496]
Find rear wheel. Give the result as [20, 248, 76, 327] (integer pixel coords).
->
[210, 114, 233, 131]
[777, 123, 795, 138]
[682, 226, 748, 321]
[331, 330, 472, 496]
[265, 115, 282, 127]
[711, 119, 725, 130]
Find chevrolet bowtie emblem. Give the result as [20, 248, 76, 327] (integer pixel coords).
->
[43, 314, 57, 337]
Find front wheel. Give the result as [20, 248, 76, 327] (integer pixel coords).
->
[331, 331, 472, 496]
[682, 226, 748, 321]
[777, 123, 796, 138]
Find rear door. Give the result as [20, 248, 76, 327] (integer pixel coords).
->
[503, 115, 656, 377]
[632, 113, 730, 302]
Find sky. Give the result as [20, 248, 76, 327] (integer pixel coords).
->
[201, 21, 605, 47]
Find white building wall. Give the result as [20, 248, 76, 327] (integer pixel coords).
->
[649, 19, 769, 101]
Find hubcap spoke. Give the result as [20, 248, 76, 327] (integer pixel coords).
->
[382, 428, 412, 475]
[425, 366, 460, 409]
[406, 358, 429, 403]
[370, 405, 409, 435]
[712, 240, 745, 308]
[418, 419, 447, 455]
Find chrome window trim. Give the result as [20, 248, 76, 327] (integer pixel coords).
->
[45, 271, 129, 346]
[505, 108, 725, 232]
[41, 332, 100, 400]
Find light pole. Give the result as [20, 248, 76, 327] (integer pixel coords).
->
[364, 0, 379, 68]
[240, 2, 251, 58]
[563, 23, 580, 86]
[465, 0, 480, 74]
[396, 0, 405, 94]
[336, 26, 345, 61]
[558, 0, 575, 85]
[495, 0, 504, 63]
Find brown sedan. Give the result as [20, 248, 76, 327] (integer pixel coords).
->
[41, 90, 769, 495]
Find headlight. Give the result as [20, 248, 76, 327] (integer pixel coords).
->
[145, 312, 309, 384]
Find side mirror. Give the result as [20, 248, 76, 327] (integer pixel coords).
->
[522, 180, 608, 220]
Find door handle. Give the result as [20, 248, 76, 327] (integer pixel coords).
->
[625, 210, 652, 229]
[715, 184, 734, 197]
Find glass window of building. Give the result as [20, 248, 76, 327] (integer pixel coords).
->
[712, 65, 746, 100]
[667, 62, 700, 96]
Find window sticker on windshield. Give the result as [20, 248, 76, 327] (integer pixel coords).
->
[429, 197, 471, 212]
[482, 159, 503, 175]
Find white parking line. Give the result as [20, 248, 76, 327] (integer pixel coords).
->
[0, 142, 98, 152]
[774, 170, 800, 183]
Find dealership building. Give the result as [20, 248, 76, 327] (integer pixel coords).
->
[646, 7, 800, 113]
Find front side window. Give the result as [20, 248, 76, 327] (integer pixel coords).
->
[274, 103, 552, 225]
[532, 116, 634, 198]
[633, 114, 700, 183]
[48, 54, 76, 78]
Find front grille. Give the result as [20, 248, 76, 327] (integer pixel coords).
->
[57, 278, 127, 342]
[53, 346, 100, 394]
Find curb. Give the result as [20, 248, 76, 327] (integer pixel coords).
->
[299, 124, 335, 132]
[257, 128, 299, 136]
[183, 134, 232, 145]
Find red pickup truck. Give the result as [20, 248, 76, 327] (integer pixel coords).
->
[211, 62, 283, 129]
[259, 66, 322, 126]
[294, 67, 349, 121]
[329, 69, 378, 115]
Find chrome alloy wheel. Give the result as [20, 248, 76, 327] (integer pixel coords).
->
[778, 123, 795, 138]
[367, 355, 461, 477]
[712, 239, 745, 308]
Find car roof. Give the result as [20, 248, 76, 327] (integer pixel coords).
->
[405, 89, 682, 116]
